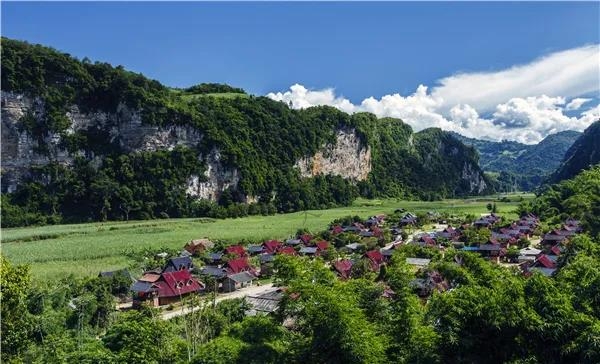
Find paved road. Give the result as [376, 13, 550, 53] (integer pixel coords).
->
[161, 283, 276, 320]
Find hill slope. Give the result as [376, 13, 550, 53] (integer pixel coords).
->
[550, 120, 600, 183]
[0, 38, 490, 226]
[452, 130, 581, 190]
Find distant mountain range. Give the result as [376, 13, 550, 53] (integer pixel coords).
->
[451, 130, 582, 191]
[550, 120, 600, 183]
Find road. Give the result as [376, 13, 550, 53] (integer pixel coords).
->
[161, 283, 276, 320]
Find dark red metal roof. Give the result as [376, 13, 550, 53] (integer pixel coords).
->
[227, 257, 252, 274]
[225, 245, 247, 257]
[263, 240, 283, 254]
[155, 270, 203, 298]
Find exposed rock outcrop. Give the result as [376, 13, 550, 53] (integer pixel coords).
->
[1, 92, 203, 193]
[185, 148, 240, 201]
[295, 129, 371, 181]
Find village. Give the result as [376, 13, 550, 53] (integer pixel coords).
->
[98, 208, 583, 318]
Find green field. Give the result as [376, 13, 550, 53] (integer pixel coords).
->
[1, 194, 532, 282]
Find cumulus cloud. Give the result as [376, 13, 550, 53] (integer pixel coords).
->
[266, 45, 600, 144]
[432, 45, 600, 112]
[565, 98, 592, 111]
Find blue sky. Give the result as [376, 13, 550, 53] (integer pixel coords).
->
[2, 2, 599, 143]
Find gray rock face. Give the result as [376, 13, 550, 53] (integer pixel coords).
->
[295, 129, 372, 181]
[186, 148, 240, 201]
[1, 92, 203, 193]
[461, 162, 488, 194]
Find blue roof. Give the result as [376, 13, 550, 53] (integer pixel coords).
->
[131, 281, 156, 293]
[299, 246, 318, 254]
[462, 246, 480, 251]
[200, 266, 228, 278]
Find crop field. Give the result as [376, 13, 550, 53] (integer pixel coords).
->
[1, 194, 532, 282]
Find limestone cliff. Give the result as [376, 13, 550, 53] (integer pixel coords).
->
[295, 129, 371, 181]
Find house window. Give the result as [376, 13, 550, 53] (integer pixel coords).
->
[179, 264, 185, 271]
[186, 279, 193, 286]
[176, 281, 183, 289]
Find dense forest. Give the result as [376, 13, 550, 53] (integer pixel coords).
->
[452, 131, 581, 191]
[1, 38, 490, 227]
[2, 166, 600, 363]
[549, 121, 600, 184]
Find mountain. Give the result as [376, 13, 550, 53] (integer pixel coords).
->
[550, 120, 600, 183]
[451, 130, 581, 190]
[0, 38, 490, 226]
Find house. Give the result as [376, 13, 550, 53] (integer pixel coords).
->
[225, 245, 247, 258]
[299, 246, 318, 256]
[365, 250, 384, 271]
[223, 271, 255, 292]
[207, 252, 224, 264]
[410, 271, 449, 297]
[245, 289, 284, 315]
[263, 240, 283, 254]
[345, 242, 364, 252]
[199, 266, 228, 279]
[343, 226, 362, 233]
[163, 256, 194, 273]
[131, 270, 204, 307]
[184, 239, 214, 256]
[380, 249, 395, 261]
[528, 254, 557, 276]
[437, 226, 460, 240]
[478, 243, 504, 263]
[333, 259, 353, 279]
[400, 213, 417, 226]
[406, 257, 431, 268]
[549, 245, 562, 256]
[331, 225, 344, 235]
[247, 245, 265, 255]
[417, 235, 437, 247]
[315, 241, 330, 252]
[278, 246, 297, 256]
[226, 257, 253, 275]
[359, 230, 374, 238]
[259, 254, 275, 276]
[285, 238, 302, 246]
[541, 230, 568, 247]
[520, 247, 541, 256]
[299, 234, 313, 245]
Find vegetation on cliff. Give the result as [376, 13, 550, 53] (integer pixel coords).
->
[549, 121, 600, 184]
[1, 38, 490, 227]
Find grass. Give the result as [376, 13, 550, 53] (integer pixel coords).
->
[1, 194, 533, 282]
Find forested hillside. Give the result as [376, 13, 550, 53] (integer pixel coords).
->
[520, 165, 600, 236]
[550, 121, 600, 183]
[452, 130, 581, 191]
[0, 38, 490, 227]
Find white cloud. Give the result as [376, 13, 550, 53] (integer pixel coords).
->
[266, 45, 600, 144]
[565, 98, 592, 111]
[432, 45, 600, 112]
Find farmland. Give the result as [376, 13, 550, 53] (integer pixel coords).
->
[1, 194, 532, 282]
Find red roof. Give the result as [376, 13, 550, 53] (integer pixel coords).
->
[536, 254, 556, 269]
[333, 259, 353, 279]
[155, 270, 203, 298]
[278, 246, 297, 256]
[550, 245, 561, 256]
[225, 245, 247, 257]
[316, 241, 330, 251]
[227, 257, 252, 274]
[299, 234, 313, 244]
[263, 240, 283, 254]
[420, 236, 436, 246]
[331, 225, 344, 235]
[365, 250, 384, 271]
